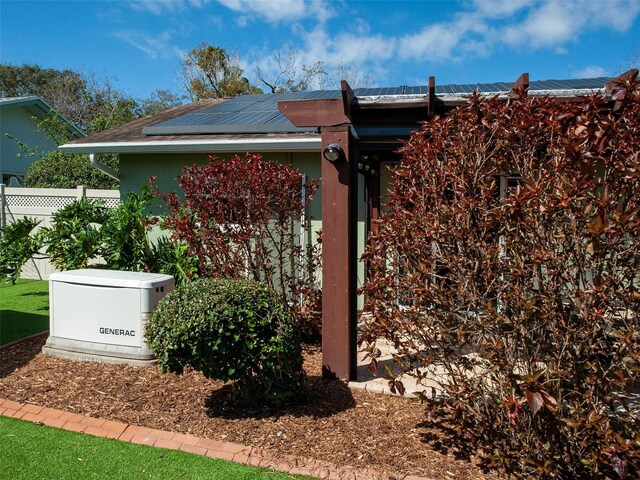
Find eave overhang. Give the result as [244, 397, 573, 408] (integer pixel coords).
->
[0, 96, 85, 139]
[58, 136, 322, 154]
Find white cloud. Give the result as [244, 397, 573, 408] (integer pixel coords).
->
[234, 0, 640, 87]
[114, 30, 179, 60]
[127, 0, 211, 15]
[471, 0, 533, 19]
[504, 2, 576, 47]
[216, 0, 334, 24]
[502, 1, 640, 48]
[207, 14, 224, 28]
[398, 23, 467, 62]
[391, 0, 640, 64]
[235, 15, 250, 27]
[573, 65, 608, 78]
[589, 0, 640, 31]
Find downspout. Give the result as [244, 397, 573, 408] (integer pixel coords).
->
[89, 153, 119, 180]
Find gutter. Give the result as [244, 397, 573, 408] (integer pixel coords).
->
[89, 153, 119, 180]
[59, 137, 322, 154]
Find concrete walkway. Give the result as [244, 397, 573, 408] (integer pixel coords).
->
[0, 398, 429, 480]
[350, 339, 429, 398]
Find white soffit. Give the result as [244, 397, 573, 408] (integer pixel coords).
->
[59, 137, 322, 154]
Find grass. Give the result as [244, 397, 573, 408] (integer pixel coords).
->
[0, 416, 315, 480]
[0, 279, 49, 345]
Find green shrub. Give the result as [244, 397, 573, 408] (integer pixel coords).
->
[361, 77, 640, 478]
[2, 186, 200, 284]
[100, 186, 154, 272]
[25, 150, 119, 190]
[42, 197, 108, 270]
[145, 278, 306, 407]
[0, 217, 44, 283]
[151, 153, 322, 344]
[149, 237, 199, 286]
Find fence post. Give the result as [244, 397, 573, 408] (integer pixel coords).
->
[0, 183, 6, 231]
[76, 185, 86, 200]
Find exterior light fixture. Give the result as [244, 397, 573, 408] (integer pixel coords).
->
[357, 153, 379, 177]
[323, 143, 343, 162]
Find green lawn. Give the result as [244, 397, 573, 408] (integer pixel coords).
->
[0, 279, 50, 345]
[0, 416, 315, 480]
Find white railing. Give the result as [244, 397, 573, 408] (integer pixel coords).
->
[0, 185, 120, 280]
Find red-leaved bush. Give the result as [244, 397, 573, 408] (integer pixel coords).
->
[360, 72, 640, 478]
[150, 153, 321, 341]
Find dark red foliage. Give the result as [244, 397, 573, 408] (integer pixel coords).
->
[150, 153, 321, 340]
[361, 71, 640, 478]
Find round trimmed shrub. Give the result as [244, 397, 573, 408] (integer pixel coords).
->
[145, 278, 306, 406]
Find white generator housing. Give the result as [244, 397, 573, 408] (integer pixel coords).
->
[43, 269, 175, 366]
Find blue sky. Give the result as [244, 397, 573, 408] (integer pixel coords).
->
[2, 0, 639, 100]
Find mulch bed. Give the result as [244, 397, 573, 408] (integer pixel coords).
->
[0, 334, 501, 479]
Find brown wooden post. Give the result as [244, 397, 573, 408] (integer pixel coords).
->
[427, 76, 436, 118]
[320, 125, 356, 380]
[278, 96, 356, 381]
[511, 73, 529, 94]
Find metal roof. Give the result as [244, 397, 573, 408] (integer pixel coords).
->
[142, 77, 611, 137]
[142, 93, 327, 135]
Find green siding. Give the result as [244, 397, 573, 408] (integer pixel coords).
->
[1, 107, 58, 178]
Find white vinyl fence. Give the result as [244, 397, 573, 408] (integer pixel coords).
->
[0, 185, 120, 280]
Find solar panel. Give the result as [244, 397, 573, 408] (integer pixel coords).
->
[157, 113, 227, 127]
[437, 84, 456, 94]
[455, 84, 476, 94]
[487, 82, 512, 92]
[268, 113, 299, 125]
[569, 78, 601, 88]
[142, 76, 612, 136]
[218, 110, 280, 125]
[529, 78, 606, 91]
[404, 86, 427, 95]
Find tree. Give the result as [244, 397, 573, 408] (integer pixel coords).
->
[254, 46, 373, 93]
[24, 150, 118, 190]
[0, 64, 87, 126]
[150, 154, 322, 341]
[360, 75, 640, 478]
[321, 59, 373, 90]
[141, 89, 184, 116]
[179, 43, 262, 100]
[89, 98, 140, 133]
[1, 64, 181, 133]
[255, 44, 325, 93]
[622, 47, 640, 72]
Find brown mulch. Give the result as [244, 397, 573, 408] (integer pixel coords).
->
[0, 334, 502, 479]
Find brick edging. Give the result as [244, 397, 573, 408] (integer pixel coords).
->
[0, 398, 428, 480]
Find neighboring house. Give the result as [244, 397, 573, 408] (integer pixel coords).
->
[59, 72, 624, 381]
[0, 96, 84, 185]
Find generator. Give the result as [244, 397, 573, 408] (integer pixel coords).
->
[43, 269, 174, 366]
